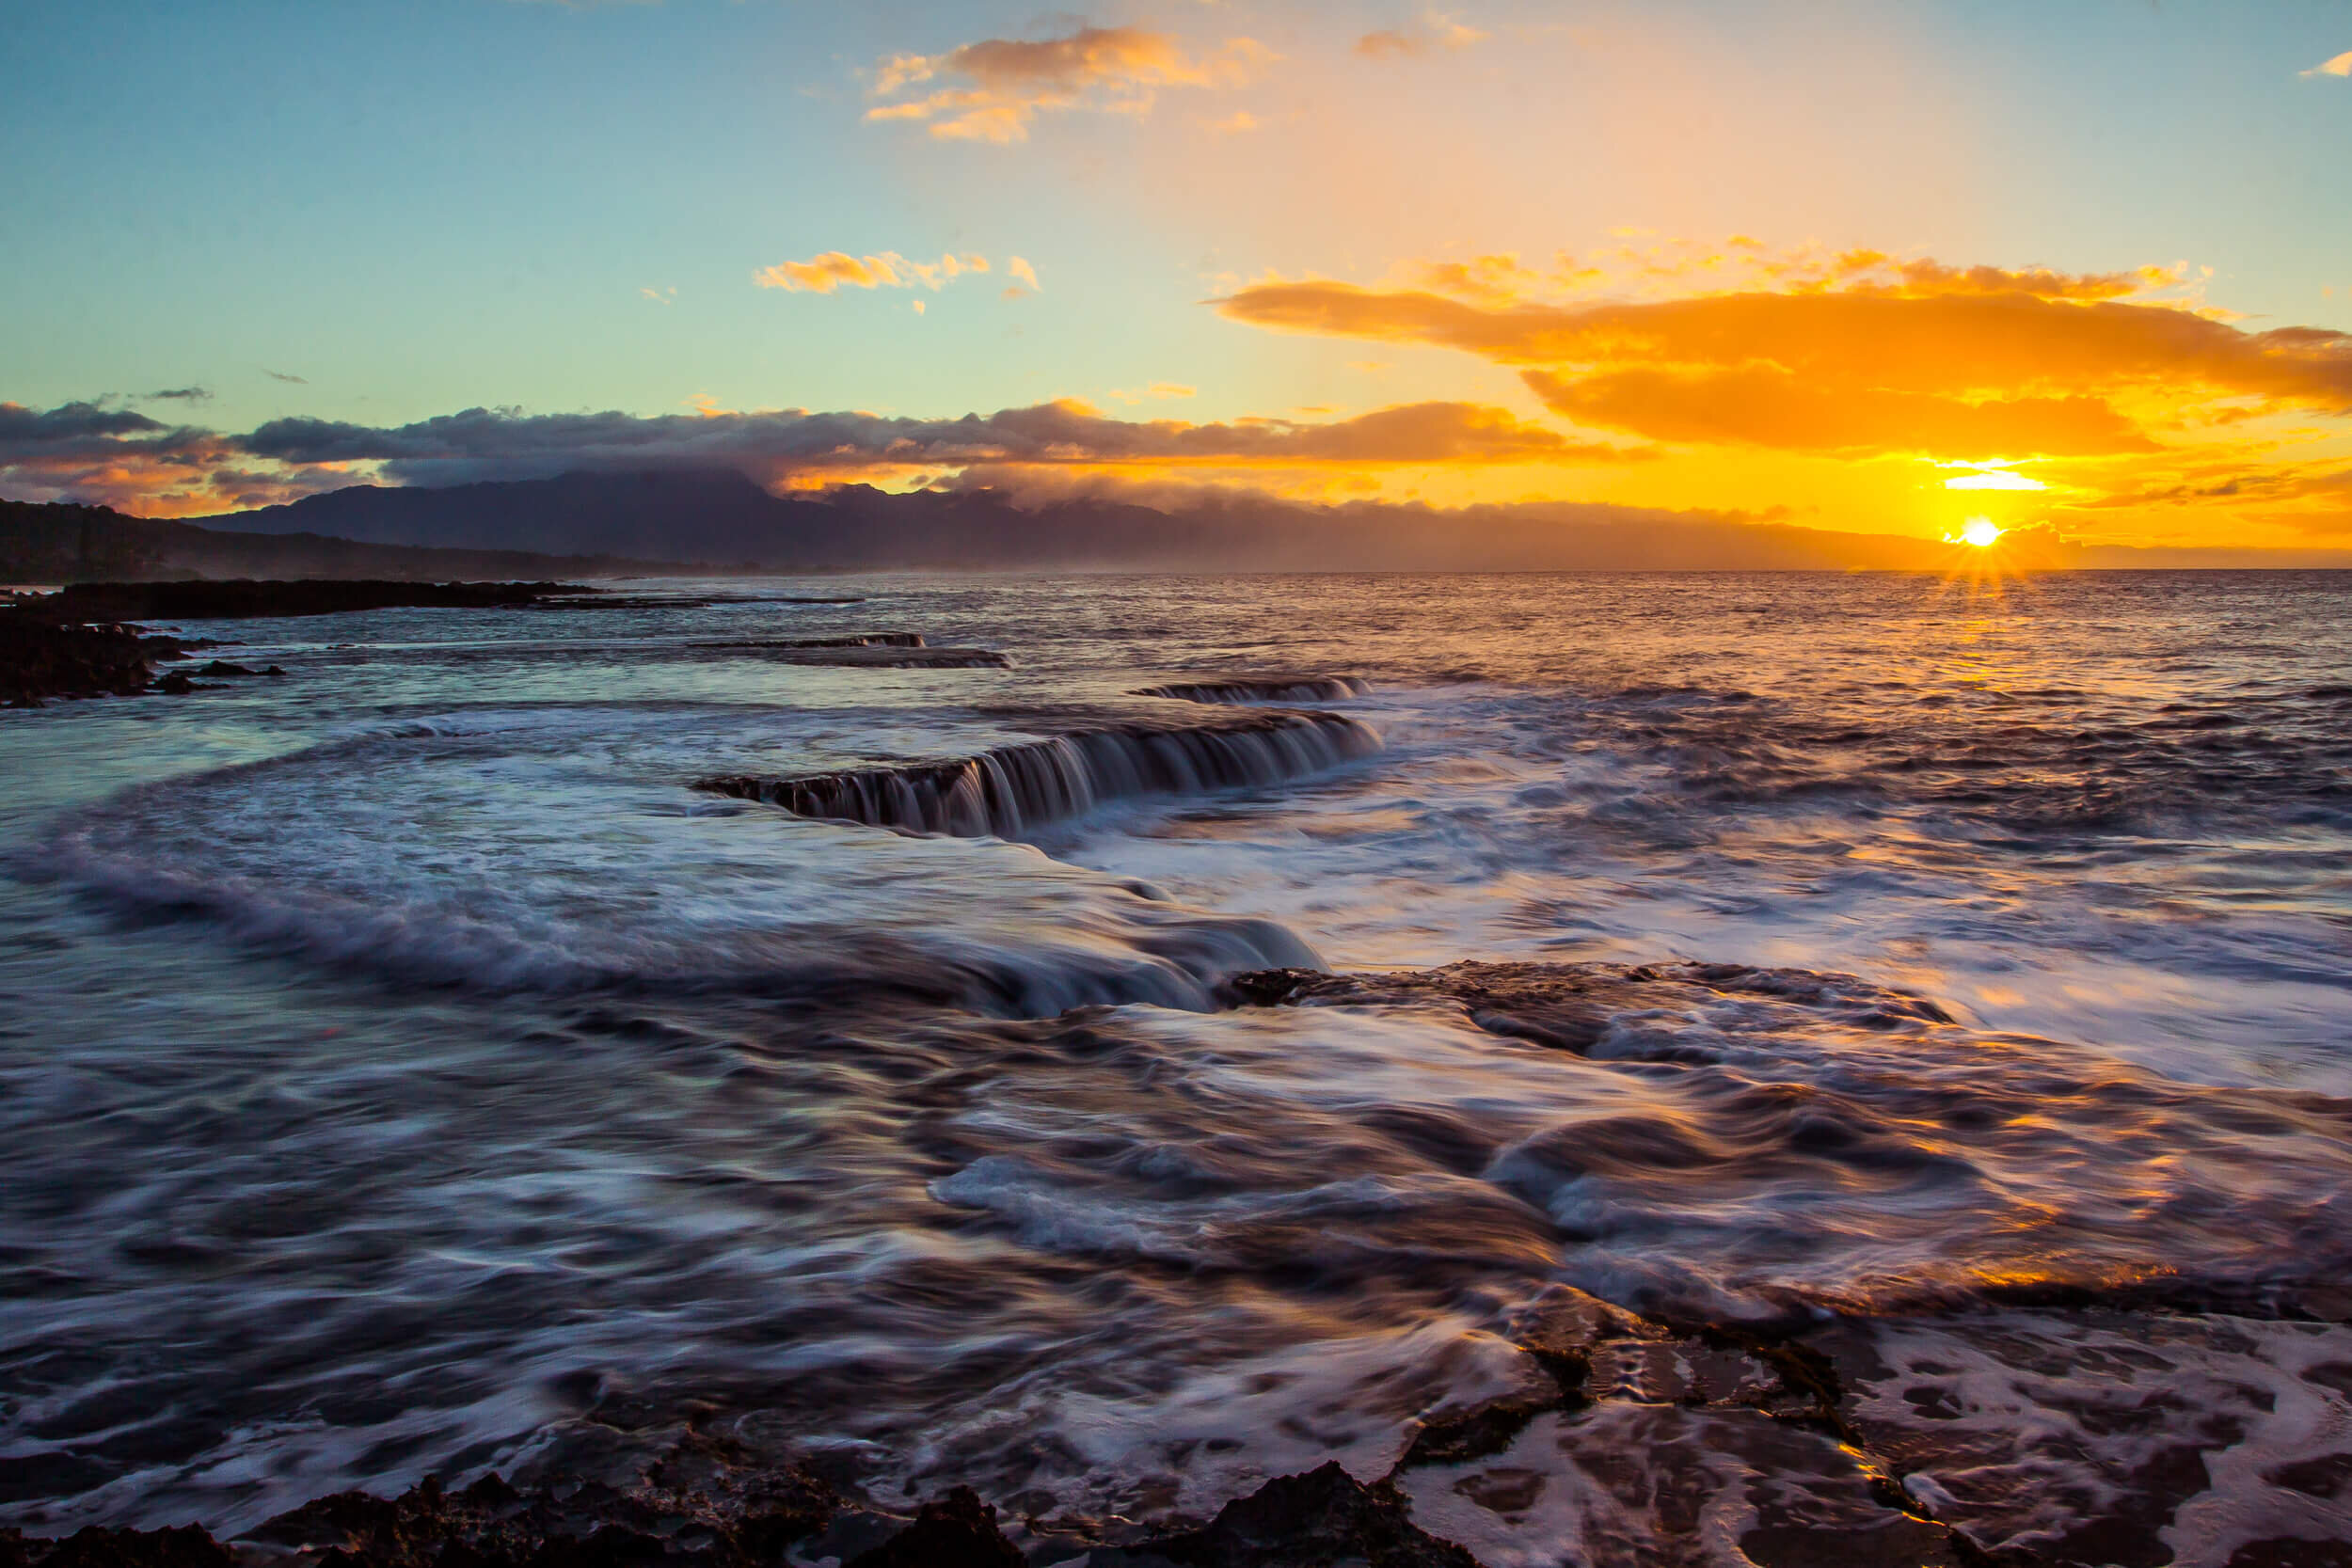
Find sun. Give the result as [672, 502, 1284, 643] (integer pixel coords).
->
[1956, 516, 2004, 547]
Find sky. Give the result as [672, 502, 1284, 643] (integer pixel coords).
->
[3, 0, 2349, 550]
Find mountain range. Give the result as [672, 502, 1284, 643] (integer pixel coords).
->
[8, 471, 2348, 582]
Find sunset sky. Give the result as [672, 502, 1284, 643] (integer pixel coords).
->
[5, 0, 2349, 549]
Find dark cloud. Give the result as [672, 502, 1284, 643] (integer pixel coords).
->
[0, 400, 340, 516]
[5, 395, 1632, 516]
[239, 398, 1639, 486]
[143, 387, 214, 402]
[262, 368, 309, 385]
[0, 401, 178, 460]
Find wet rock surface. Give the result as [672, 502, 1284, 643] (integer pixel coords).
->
[9, 951, 2352, 1561]
[0, 1442, 1476, 1568]
[1135, 676, 1372, 705]
[1220, 958, 1956, 1057]
[1215, 961, 2352, 1564]
[18, 1300, 2350, 1568]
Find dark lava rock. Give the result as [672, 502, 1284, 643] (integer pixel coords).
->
[28, 579, 581, 623]
[0, 1525, 233, 1568]
[1105, 1462, 1481, 1568]
[0, 616, 176, 705]
[842, 1487, 1024, 1568]
[242, 1446, 835, 1567]
[184, 660, 282, 677]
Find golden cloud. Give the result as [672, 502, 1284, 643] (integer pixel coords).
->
[1355, 14, 1486, 57]
[866, 25, 1272, 143]
[1399, 240, 2193, 310]
[1219, 268, 2352, 461]
[1521, 368, 2154, 458]
[755, 250, 990, 294]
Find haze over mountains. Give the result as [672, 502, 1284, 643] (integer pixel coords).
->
[10, 472, 2348, 583]
[185, 470, 2352, 573]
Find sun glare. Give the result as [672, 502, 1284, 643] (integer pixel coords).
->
[1954, 516, 2003, 547]
[1944, 470, 2047, 492]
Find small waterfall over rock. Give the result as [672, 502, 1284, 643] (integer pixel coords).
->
[699, 710, 1380, 837]
[1136, 676, 1372, 704]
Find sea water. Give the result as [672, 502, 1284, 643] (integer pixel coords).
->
[3, 571, 2347, 1556]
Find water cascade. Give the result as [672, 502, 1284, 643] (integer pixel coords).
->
[698, 709, 1380, 837]
[1136, 676, 1372, 704]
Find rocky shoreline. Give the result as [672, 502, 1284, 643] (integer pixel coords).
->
[12, 1268, 2344, 1566]
[0, 579, 592, 706]
[0, 1447, 1480, 1568]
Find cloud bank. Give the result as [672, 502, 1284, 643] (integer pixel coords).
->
[0, 397, 1636, 516]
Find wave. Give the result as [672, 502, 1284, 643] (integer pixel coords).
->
[27, 709, 1328, 1014]
[697, 710, 1381, 838]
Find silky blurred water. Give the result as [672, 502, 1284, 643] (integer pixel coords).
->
[2, 570, 2348, 1538]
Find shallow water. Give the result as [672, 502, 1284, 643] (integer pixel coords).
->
[3, 571, 2349, 1554]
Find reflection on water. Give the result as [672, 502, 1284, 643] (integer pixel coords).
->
[1, 570, 2348, 1548]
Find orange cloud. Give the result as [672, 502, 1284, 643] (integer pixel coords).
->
[1397, 238, 2195, 310]
[1522, 368, 2155, 458]
[2301, 50, 2352, 78]
[866, 25, 1272, 142]
[755, 250, 990, 294]
[1219, 272, 2352, 460]
[1110, 383, 1198, 404]
[1355, 13, 1486, 57]
[0, 401, 349, 517]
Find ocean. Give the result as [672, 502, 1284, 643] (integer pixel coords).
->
[5, 570, 2350, 1563]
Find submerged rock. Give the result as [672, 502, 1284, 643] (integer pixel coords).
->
[698, 641, 1009, 668]
[1224, 958, 1953, 1055]
[26, 579, 582, 622]
[691, 634, 927, 650]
